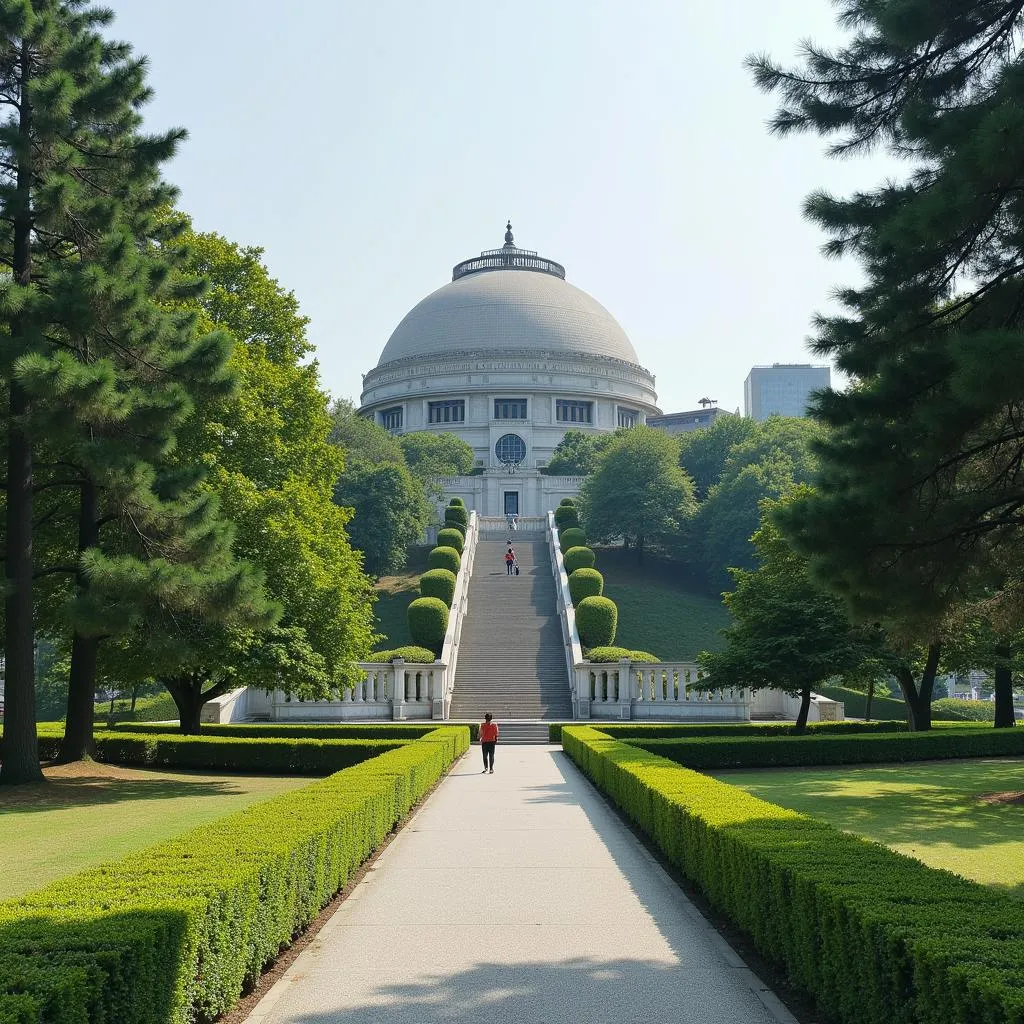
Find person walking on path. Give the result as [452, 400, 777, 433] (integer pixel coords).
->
[480, 713, 498, 773]
[504, 546, 515, 575]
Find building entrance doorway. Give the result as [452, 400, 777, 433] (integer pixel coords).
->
[503, 491, 519, 516]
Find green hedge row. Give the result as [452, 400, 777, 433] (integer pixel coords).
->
[36, 730, 406, 775]
[563, 725, 1024, 1024]
[627, 724, 1024, 770]
[1, 728, 470, 1024]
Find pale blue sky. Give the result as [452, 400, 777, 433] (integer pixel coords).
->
[106, 1, 892, 413]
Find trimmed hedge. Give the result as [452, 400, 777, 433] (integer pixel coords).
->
[563, 725, 1024, 1024]
[107, 722, 443, 739]
[2, 729, 469, 1024]
[443, 504, 468, 529]
[559, 497, 575, 507]
[419, 567, 457, 606]
[426, 545, 461, 574]
[407, 596, 449, 655]
[563, 545, 596, 574]
[932, 697, 996, 722]
[587, 646, 659, 663]
[35, 730, 405, 774]
[568, 567, 603, 605]
[558, 526, 587, 550]
[576, 595, 617, 648]
[628, 724, 1024, 770]
[553, 505, 578, 530]
[435, 528, 464, 555]
[366, 645, 437, 663]
[448, 497, 465, 507]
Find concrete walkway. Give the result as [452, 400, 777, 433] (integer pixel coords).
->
[246, 746, 797, 1024]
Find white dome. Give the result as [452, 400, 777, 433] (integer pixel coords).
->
[377, 267, 640, 367]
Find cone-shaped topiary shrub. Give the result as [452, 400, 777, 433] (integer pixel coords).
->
[444, 504, 468, 529]
[559, 526, 586, 550]
[448, 497, 465, 507]
[407, 597, 449, 655]
[563, 546, 596, 574]
[576, 596, 618, 648]
[427, 546, 461, 574]
[436, 527, 464, 554]
[568, 567, 603, 605]
[420, 567, 457, 606]
[553, 505, 579, 530]
[559, 497, 576, 507]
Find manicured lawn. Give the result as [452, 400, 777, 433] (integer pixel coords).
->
[715, 758, 1024, 896]
[595, 548, 731, 660]
[372, 546, 431, 649]
[0, 762, 311, 898]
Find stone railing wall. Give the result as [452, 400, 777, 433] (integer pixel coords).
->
[547, 511, 585, 712]
[265, 511, 479, 722]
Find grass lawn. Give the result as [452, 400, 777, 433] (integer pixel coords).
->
[0, 762, 311, 899]
[372, 546, 431, 649]
[595, 548, 730, 660]
[715, 758, 1024, 897]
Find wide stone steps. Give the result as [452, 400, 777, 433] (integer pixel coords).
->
[450, 537, 572, 723]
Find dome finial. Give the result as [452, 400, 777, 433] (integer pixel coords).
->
[504, 220, 514, 247]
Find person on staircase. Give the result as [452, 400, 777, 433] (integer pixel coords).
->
[505, 545, 515, 575]
[480, 713, 498, 773]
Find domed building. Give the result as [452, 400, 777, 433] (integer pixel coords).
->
[359, 224, 660, 517]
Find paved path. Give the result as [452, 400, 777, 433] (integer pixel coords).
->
[246, 746, 797, 1024]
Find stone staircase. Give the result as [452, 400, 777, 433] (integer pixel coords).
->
[449, 537, 573, 722]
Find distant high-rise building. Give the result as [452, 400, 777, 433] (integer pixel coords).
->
[743, 363, 830, 420]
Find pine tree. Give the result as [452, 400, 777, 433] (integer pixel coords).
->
[752, 1, 1024, 716]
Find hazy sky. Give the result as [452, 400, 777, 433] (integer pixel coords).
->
[105, 0, 894, 414]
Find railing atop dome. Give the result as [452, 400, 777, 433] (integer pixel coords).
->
[451, 222, 567, 281]
[452, 247, 566, 281]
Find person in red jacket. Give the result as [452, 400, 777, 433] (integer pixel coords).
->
[480, 713, 499, 773]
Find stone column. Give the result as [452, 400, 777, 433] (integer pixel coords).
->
[391, 658, 406, 721]
[618, 658, 633, 720]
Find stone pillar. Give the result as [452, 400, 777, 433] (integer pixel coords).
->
[618, 658, 633, 720]
[391, 658, 406, 721]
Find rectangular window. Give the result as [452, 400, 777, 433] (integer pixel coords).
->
[428, 400, 465, 424]
[617, 407, 639, 428]
[494, 398, 527, 420]
[556, 399, 592, 424]
[379, 406, 403, 431]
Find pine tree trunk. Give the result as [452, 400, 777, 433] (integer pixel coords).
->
[865, 678, 874, 722]
[130, 685, 138, 713]
[60, 477, 99, 762]
[58, 634, 99, 762]
[993, 642, 1015, 729]
[794, 685, 812, 732]
[0, 45, 41, 786]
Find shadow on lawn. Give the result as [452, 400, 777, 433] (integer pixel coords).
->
[722, 760, 1024, 868]
[0, 773, 253, 812]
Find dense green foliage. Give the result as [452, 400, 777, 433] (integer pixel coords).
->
[426, 546, 461, 575]
[448, 497, 465, 507]
[586, 647, 659, 663]
[564, 725, 1024, 1024]
[568, 568, 604, 605]
[678, 415, 759, 501]
[559, 497, 576, 507]
[0, 729, 469, 1023]
[443, 504, 468, 530]
[398, 432, 474, 482]
[546, 429, 614, 476]
[419, 568, 457, 606]
[364, 646, 437, 664]
[576, 596, 618, 648]
[563, 546, 596, 574]
[558, 526, 586, 551]
[407, 597, 449, 655]
[931, 698, 996, 723]
[578, 428, 696, 558]
[435, 528, 465, 555]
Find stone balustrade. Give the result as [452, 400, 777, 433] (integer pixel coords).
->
[261, 511, 479, 722]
